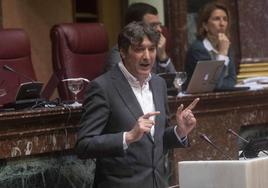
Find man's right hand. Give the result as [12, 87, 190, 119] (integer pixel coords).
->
[157, 34, 168, 61]
[125, 111, 160, 145]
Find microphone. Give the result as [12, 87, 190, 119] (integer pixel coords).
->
[199, 133, 233, 160]
[226, 128, 249, 143]
[226, 128, 268, 158]
[3, 65, 35, 82]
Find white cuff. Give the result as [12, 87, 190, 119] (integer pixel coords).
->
[123, 132, 128, 150]
[217, 54, 229, 66]
[174, 126, 187, 143]
[158, 58, 171, 68]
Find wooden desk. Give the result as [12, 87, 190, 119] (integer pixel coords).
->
[2, 89, 267, 160]
[0, 106, 82, 159]
[168, 89, 268, 184]
[0, 106, 97, 188]
[1, 89, 268, 186]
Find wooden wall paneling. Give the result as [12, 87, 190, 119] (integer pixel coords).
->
[73, 0, 98, 22]
[237, 0, 268, 64]
[98, 0, 122, 48]
[0, 0, 2, 28]
[164, 0, 188, 71]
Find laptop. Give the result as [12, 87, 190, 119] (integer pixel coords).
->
[186, 60, 225, 94]
[3, 82, 44, 110]
[15, 82, 43, 100]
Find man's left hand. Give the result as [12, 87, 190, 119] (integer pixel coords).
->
[176, 98, 199, 138]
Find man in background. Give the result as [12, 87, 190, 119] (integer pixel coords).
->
[105, 2, 176, 74]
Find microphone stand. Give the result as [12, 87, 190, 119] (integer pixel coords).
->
[199, 133, 233, 160]
[227, 128, 249, 143]
[3, 65, 35, 83]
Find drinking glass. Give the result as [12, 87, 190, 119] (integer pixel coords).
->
[62, 78, 90, 107]
[173, 72, 187, 96]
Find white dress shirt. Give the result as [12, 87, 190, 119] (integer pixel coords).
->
[118, 62, 185, 149]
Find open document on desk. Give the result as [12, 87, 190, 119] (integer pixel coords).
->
[236, 76, 268, 90]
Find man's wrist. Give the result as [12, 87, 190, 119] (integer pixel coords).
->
[175, 125, 186, 138]
[157, 53, 169, 62]
[174, 126, 187, 143]
[125, 131, 135, 145]
[157, 50, 169, 62]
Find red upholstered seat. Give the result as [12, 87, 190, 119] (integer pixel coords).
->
[45, 23, 108, 101]
[0, 29, 37, 105]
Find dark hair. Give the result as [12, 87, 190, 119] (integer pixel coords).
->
[196, 2, 230, 39]
[118, 21, 160, 52]
[125, 3, 158, 25]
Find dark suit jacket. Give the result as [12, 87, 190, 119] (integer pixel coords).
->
[185, 39, 236, 90]
[75, 65, 186, 188]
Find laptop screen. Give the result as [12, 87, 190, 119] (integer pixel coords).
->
[186, 60, 224, 94]
[15, 82, 43, 101]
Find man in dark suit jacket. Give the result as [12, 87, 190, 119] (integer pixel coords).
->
[105, 2, 176, 74]
[76, 22, 199, 188]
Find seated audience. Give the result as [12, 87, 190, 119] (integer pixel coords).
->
[185, 2, 236, 89]
[105, 2, 176, 74]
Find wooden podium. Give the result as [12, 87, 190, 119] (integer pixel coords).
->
[179, 157, 268, 188]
